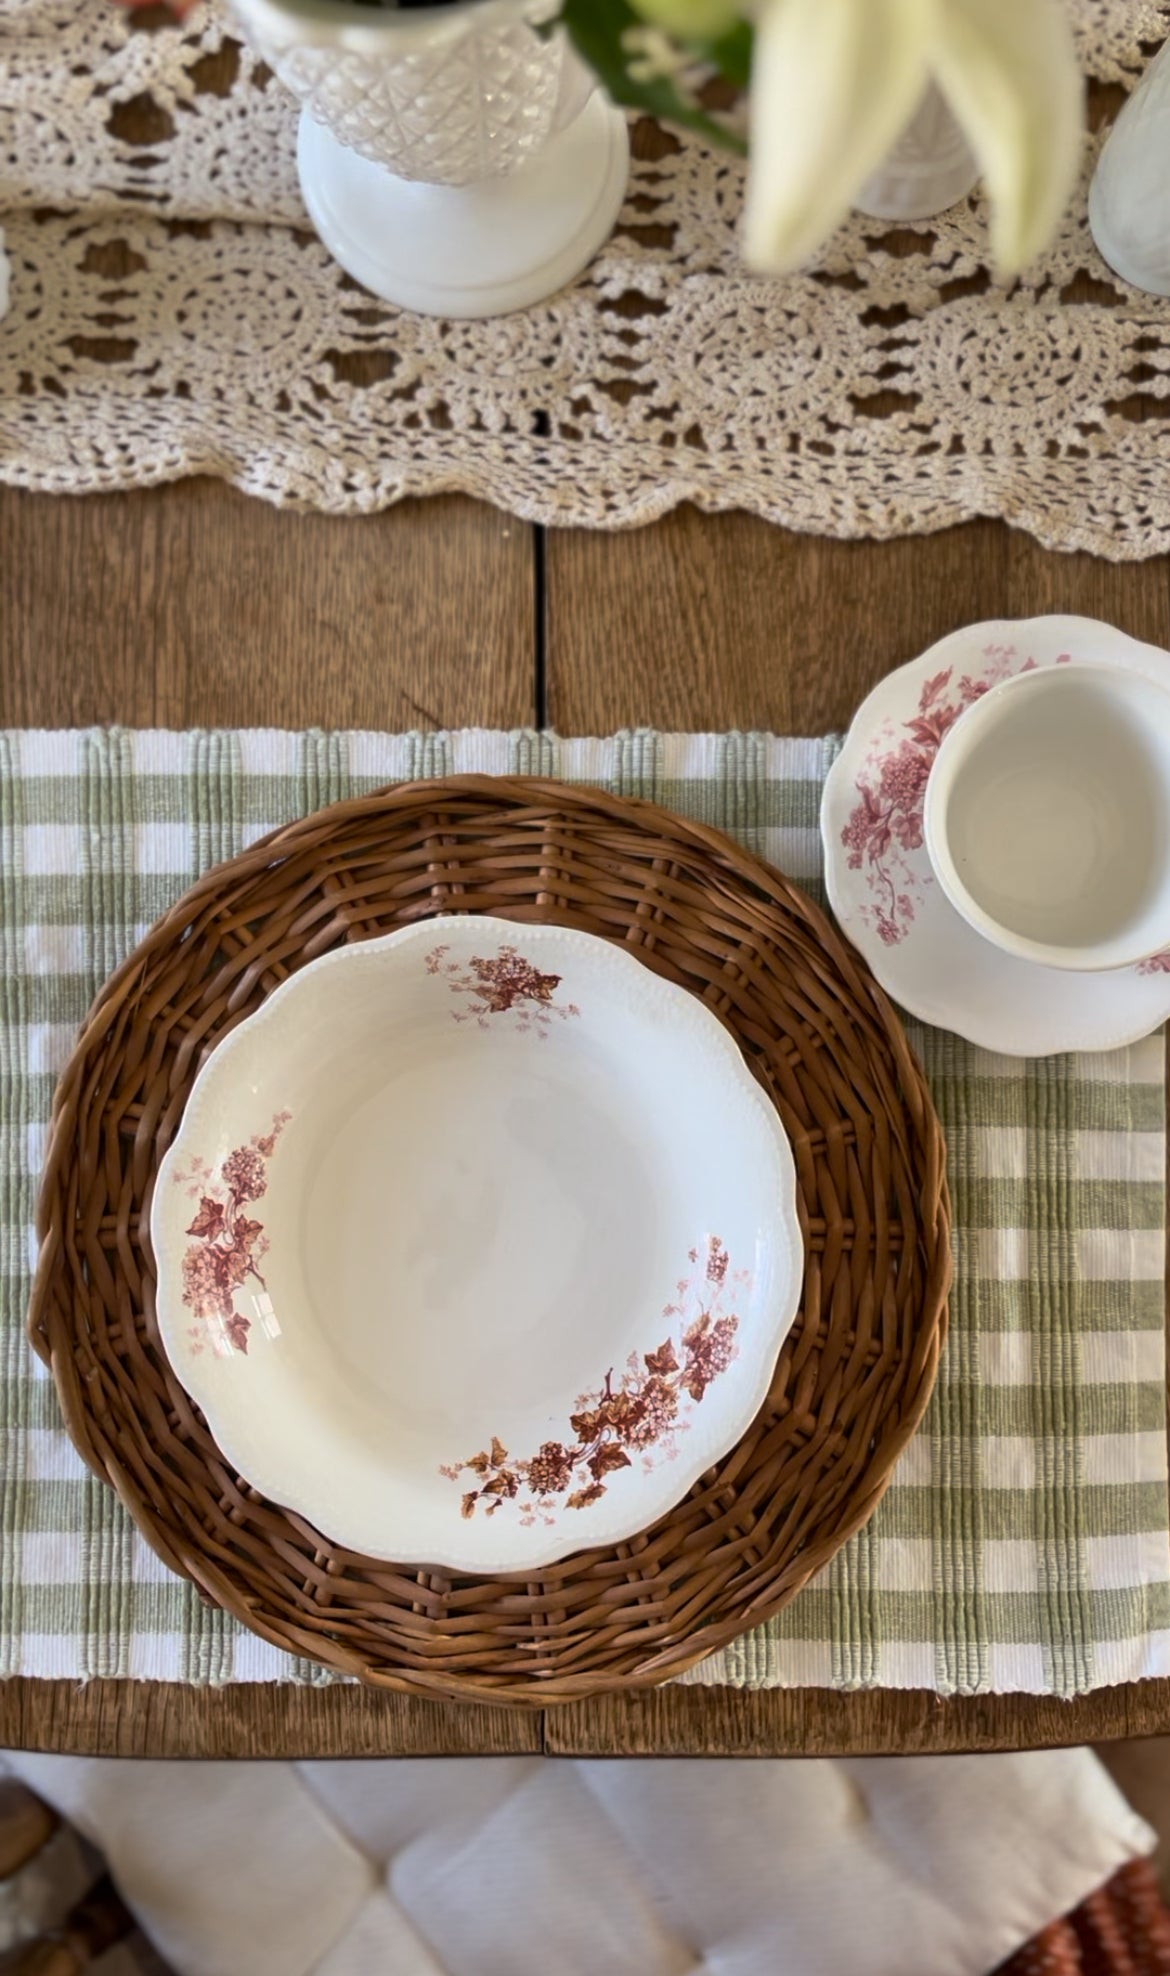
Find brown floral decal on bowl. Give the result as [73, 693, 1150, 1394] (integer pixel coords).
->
[169, 1110, 290, 1358]
[440, 1236, 746, 1526]
[426, 943, 580, 1037]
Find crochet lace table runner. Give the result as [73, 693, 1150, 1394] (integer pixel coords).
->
[1, 3, 1170, 553]
[2, 728, 1166, 1695]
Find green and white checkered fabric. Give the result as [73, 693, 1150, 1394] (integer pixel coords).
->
[1, 729, 1166, 1695]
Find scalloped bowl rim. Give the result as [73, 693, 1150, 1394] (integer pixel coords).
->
[151, 916, 804, 1573]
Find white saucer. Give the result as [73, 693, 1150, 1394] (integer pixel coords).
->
[822, 616, 1170, 1055]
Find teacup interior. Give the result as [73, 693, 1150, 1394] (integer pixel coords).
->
[940, 669, 1170, 963]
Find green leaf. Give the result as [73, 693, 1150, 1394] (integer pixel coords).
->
[629, 0, 738, 39]
[558, 0, 746, 153]
[703, 18, 752, 92]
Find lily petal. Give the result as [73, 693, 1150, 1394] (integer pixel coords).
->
[929, 0, 1084, 273]
[743, 0, 936, 273]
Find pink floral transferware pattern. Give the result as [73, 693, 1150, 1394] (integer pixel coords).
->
[842, 643, 1170, 973]
[426, 943, 581, 1036]
[441, 1237, 747, 1526]
[841, 645, 1070, 948]
[170, 1111, 290, 1357]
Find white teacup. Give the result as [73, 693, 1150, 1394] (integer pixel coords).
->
[923, 662, 1170, 973]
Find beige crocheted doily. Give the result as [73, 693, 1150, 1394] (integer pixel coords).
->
[1, 0, 1169, 551]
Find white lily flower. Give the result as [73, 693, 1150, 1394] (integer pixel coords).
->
[743, 0, 1084, 277]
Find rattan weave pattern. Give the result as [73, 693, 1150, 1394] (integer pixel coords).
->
[29, 778, 951, 1705]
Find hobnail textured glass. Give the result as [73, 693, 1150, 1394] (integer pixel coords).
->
[231, 0, 591, 186]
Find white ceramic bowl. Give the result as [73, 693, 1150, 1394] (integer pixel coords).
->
[152, 916, 803, 1573]
[924, 661, 1170, 973]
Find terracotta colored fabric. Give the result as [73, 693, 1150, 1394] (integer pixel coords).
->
[999, 1861, 1170, 1976]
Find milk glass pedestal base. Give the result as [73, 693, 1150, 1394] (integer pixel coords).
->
[297, 98, 629, 318]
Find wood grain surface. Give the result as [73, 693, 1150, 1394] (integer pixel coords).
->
[0, 1682, 541, 1758]
[545, 1683, 1170, 1757]
[546, 512, 1170, 732]
[0, 482, 533, 731]
[3, 475, 1169, 1758]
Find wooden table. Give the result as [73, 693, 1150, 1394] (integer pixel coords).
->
[2, 479, 1168, 1757]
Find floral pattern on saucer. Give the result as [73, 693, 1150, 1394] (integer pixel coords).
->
[440, 1236, 746, 1526]
[170, 1111, 290, 1357]
[843, 647, 1069, 947]
[822, 615, 1170, 1056]
[426, 942, 581, 1036]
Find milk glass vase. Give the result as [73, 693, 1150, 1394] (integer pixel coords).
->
[230, 0, 630, 318]
[854, 84, 978, 223]
[1089, 39, 1170, 299]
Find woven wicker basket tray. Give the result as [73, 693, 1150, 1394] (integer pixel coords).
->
[30, 778, 951, 1705]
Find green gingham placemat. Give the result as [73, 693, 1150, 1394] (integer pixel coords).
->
[3, 729, 1167, 1696]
